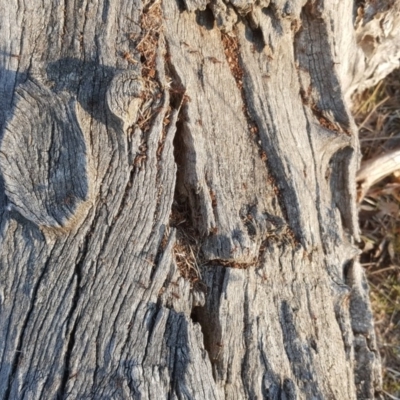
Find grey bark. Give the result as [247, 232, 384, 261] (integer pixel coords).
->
[0, 0, 387, 399]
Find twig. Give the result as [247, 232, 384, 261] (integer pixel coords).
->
[358, 95, 390, 130]
[361, 135, 398, 142]
[146, 0, 161, 11]
[354, 80, 384, 116]
[382, 390, 400, 400]
[368, 265, 398, 275]
[386, 367, 400, 377]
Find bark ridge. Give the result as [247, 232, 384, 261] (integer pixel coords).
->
[0, 0, 384, 399]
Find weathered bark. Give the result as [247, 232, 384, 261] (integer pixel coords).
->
[0, 0, 387, 399]
[345, 0, 400, 103]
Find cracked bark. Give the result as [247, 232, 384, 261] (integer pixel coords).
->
[0, 0, 393, 399]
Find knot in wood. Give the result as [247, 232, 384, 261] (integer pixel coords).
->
[106, 70, 143, 128]
[0, 81, 92, 230]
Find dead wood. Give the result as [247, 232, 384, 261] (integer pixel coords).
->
[0, 0, 392, 398]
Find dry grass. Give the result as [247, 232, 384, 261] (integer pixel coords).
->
[353, 68, 400, 399]
[135, 1, 163, 133]
[169, 199, 202, 285]
[170, 200, 257, 276]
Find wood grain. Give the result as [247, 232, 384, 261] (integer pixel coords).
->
[0, 0, 388, 398]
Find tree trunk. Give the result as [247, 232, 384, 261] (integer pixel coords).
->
[0, 1, 384, 399]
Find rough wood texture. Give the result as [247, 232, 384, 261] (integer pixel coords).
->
[0, 81, 93, 230]
[345, 1, 400, 102]
[0, 0, 388, 399]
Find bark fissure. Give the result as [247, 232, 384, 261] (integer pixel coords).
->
[279, 300, 323, 398]
[4, 247, 55, 400]
[191, 267, 227, 377]
[300, 115, 326, 249]
[240, 280, 255, 399]
[58, 316, 79, 399]
[142, 305, 160, 369]
[57, 212, 98, 398]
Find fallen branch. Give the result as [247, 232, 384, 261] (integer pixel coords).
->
[357, 148, 400, 201]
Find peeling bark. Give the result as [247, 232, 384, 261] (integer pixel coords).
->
[0, 0, 389, 399]
[346, 0, 400, 102]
